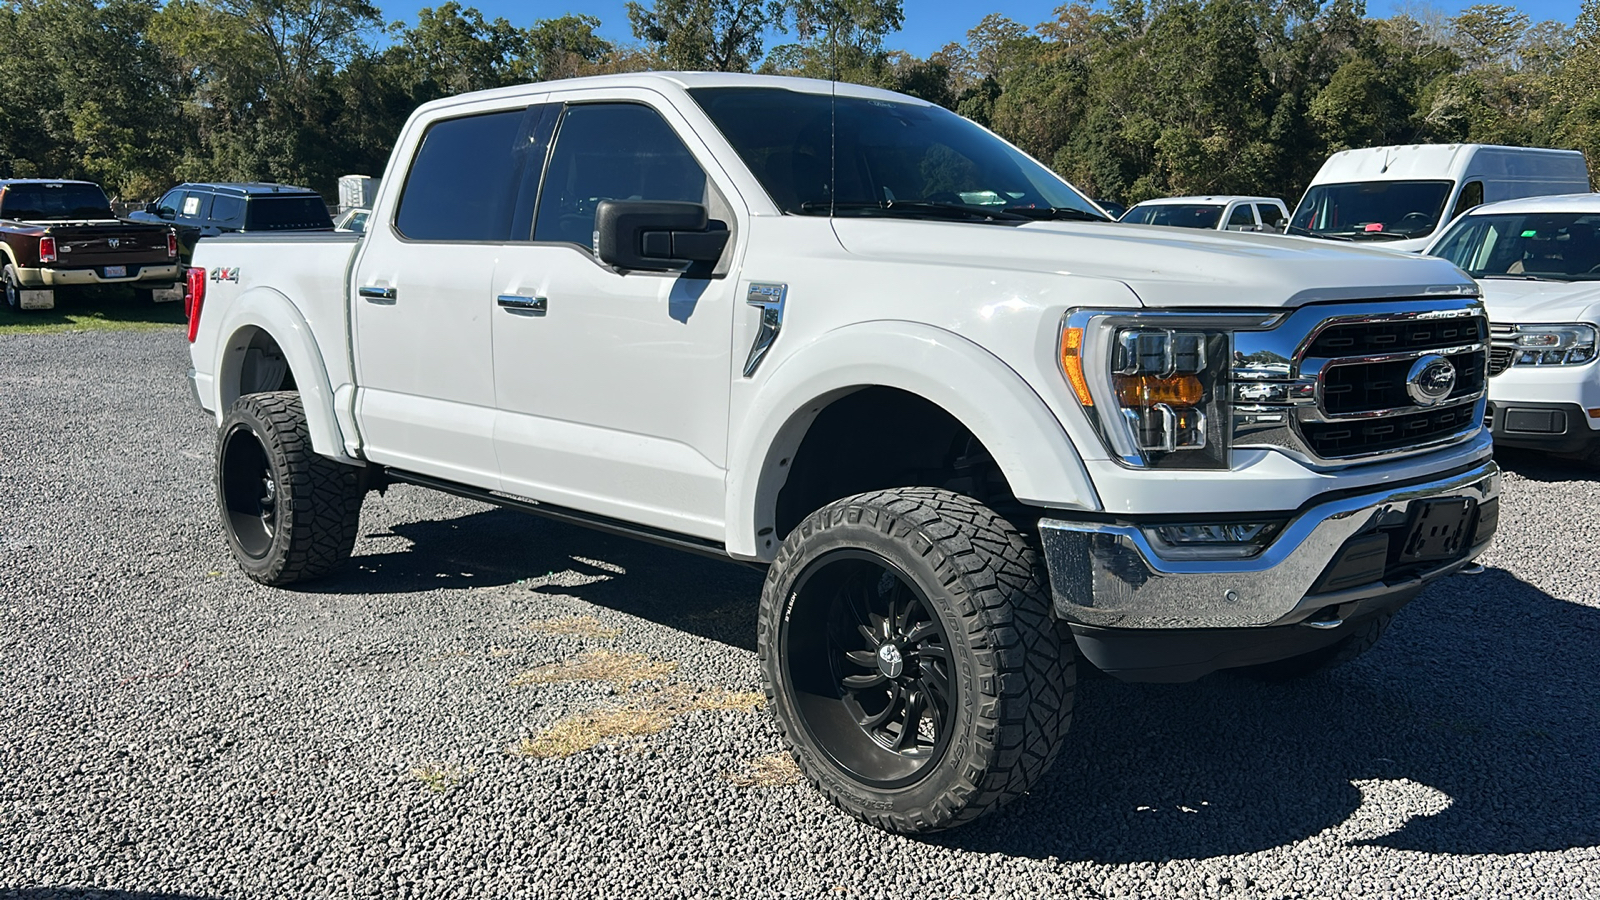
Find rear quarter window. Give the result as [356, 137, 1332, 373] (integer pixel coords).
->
[211, 194, 245, 225]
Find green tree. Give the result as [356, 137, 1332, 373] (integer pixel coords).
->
[626, 0, 780, 71]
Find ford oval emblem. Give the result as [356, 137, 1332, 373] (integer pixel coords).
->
[1405, 354, 1457, 407]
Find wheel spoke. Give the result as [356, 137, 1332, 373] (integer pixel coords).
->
[920, 663, 951, 703]
[916, 643, 949, 661]
[843, 649, 878, 669]
[893, 690, 925, 751]
[892, 586, 914, 635]
[842, 672, 887, 690]
[905, 620, 938, 644]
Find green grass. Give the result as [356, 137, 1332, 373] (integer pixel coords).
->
[1, 286, 185, 334]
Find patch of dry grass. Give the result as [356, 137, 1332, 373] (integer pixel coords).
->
[518, 614, 620, 640]
[724, 754, 802, 788]
[509, 684, 765, 760]
[510, 650, 677, 688]
[411, 763, 467, 793]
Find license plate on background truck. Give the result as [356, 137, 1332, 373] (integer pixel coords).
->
[102, 266, 126, 278]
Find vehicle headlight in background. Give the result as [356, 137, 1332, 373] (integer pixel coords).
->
[1509, 324, 1596, 366]
[1060, 316, 1233, 469]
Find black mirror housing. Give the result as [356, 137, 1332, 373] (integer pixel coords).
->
[594, 200, 729, 273]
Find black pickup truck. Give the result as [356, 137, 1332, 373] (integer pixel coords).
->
[0, 179, 181, 311]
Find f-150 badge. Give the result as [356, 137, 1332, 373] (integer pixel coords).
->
[210, 267, 240, 283]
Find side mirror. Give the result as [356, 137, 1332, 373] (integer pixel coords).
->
[594, 200, 729, 273]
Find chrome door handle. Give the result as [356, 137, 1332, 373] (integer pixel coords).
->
[743, 282, 787, 377]
[497, 294, 547, 314]
[358, 286, 397, 303]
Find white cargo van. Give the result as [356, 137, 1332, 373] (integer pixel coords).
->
[1289, 144, 1590, 252]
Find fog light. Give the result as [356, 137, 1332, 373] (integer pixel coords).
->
[1145, 521, 1282, 560]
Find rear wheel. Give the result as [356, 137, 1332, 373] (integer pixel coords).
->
[759, 488, 1074, 833]
[4, 265, 26, 312]
[216, 391, 364, 585]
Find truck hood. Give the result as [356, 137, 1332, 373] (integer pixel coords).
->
[1477, 278, 1600, 324]
[830, 218, 1476, 308]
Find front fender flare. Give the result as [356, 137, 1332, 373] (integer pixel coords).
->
[725, 322, 1101, 560]
[209, 286, 354, 463]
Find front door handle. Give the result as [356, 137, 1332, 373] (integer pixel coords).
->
[359, 285, 397, 303]
[497, 294, 547, 315]
[743, 282, 787, 377]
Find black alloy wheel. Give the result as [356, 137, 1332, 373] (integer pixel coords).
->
[782, 551, 956, 788]
[218, 421, 278, 560]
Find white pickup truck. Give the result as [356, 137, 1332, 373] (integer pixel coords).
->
[185, 73, 1499, 834]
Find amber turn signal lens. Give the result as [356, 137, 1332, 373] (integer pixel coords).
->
[1114, 374, 1204, 408]
[1060, 326, 1093, 406]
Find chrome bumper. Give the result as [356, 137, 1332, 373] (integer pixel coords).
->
[1039, 460, 1499, 629]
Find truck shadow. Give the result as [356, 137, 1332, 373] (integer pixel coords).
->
[307, 505, 764, 651]
[939, 566, 1600, 862]
[302, 504, 1599, 862]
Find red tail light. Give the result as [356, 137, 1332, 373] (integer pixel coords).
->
[167, 230, 178, 258]
[184, 267, 207, 343]
[39, 236, 57, 263]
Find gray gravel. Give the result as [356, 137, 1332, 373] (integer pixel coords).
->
[2, 327, 1598, 900]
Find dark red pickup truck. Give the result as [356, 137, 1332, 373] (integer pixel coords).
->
[0, 179, 181, 311]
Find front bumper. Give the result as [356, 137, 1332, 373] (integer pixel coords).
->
[1486, 400, 1599, 454]
[1038, 459, 1499, 631]
[16, 264, 181, 288]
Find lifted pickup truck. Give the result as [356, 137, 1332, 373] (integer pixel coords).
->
[1, 179, 180, 311]
[185, 73, 1499, 833]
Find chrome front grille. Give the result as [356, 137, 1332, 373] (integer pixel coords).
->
[1231, 299, 1489, 465]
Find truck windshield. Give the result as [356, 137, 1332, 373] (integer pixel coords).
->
[688, 87, 1105, 223]
[1429, 211, 1600, 281]
[1121, 203, 1224, 229]
[244, 196, 333, 230]
[1289, 180, 1452, 241]
[0, 183, 115, 221]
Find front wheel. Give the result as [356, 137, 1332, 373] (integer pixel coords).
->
[758, 488, 1075, 833]
[215, 391, 364, 585]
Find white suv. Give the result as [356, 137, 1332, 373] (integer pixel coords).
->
[1426, 193, 1600, 462]
[1119, 195, 1289, 232]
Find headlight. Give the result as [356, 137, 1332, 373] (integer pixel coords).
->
[1060, 315, 1234, 469]
[1508, 324, 1597, 366]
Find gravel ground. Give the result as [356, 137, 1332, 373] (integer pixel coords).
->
[2, 328, 1597, 900]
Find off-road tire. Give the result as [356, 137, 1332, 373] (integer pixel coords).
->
[215, 391, 363, 585]
[1238, 611, 1393, 682]
[758, 487, 1075, 833]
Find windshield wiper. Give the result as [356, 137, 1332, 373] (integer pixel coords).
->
[1283, 224, 1353, 241]
[1002, 206, 1111, 222]
[1479, 273, 1570, 282]
[799, 200, 1028, 222]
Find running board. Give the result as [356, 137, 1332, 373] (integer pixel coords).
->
[384, 468, 735, 563]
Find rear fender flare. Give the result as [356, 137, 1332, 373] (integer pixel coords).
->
[725, 322, 1100, 560]
[210, 286, 354, 463]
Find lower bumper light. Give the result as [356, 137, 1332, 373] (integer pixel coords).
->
[1144, 522, 1282, 560]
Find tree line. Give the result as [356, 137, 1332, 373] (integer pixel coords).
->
[0, 0, 1595, 205]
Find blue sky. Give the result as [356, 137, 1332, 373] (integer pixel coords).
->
[374, 0, 1586, 55]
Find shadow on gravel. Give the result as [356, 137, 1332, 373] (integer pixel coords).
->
[1, 891, 221, 900]
[1494, 447, 1595, 482]
[305, 507, 765, 651]
[936, 566, 1600, 863]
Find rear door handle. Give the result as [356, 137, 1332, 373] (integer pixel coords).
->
[497, 294, 547, 315]
[359, 286, 397, 303]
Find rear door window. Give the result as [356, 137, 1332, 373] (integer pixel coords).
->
[1257, 203, 1285, 230]
[533, 103, 708, 249]
[394, 108, 534, 242]
[210, 194, 245, 226]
